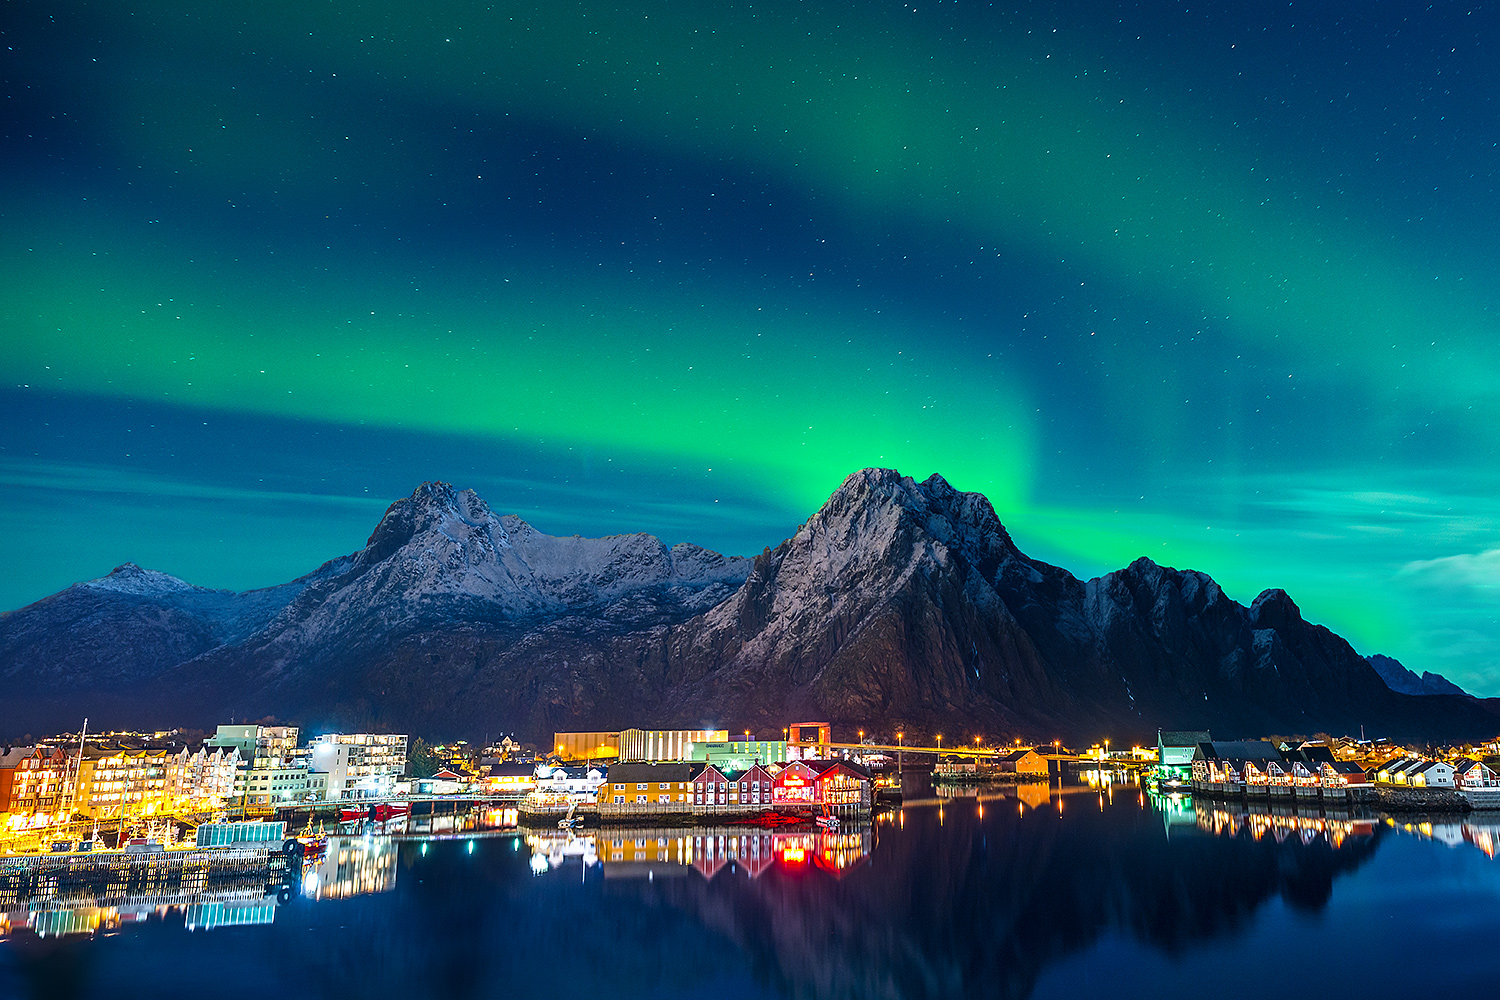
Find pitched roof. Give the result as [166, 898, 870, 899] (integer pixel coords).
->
[1293, 745, 1338, 765]
[0, 746, 37, 767]
[1194, 741, 1282, 762]
[609, 761, 697, 783]
[1159, 730, 1212, 746]
[802, 759, 874, 780]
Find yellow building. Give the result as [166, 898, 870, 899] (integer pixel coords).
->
[598, 762, 697, 815]
[552, 731, 621, 761]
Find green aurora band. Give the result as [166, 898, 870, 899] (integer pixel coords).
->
[4, 0, 1498, 690]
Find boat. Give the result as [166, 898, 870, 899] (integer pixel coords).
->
[815, 805, 840, 831]
[340, 802, 411, 823]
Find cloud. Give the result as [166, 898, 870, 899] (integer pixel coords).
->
[1400, 549, 1500, 590]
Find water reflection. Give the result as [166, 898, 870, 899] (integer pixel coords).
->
[526, 826, 874, 881]
[6, 791, 1500, 999]
[300, 836, 400, 902]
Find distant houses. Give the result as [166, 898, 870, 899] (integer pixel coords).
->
[1371, 758, 1455, 788]
[1191, 740, 1371, 799]
[591, 758, 872, 819]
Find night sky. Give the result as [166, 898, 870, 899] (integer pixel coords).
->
[4, 2, 1498, 693]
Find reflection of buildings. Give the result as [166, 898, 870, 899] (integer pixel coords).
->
[1386, 816, 1500, 859]
[1195, 801, 1378, 848]
[302, 836, 399, 901]
[0, 848, 289, 940]
[525, 825, 874, 881]
[1195, 799, 1500, 860]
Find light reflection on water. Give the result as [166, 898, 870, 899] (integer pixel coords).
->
[3, 786, 1500, 999]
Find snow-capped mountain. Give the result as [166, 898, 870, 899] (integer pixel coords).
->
[1, 470, 1491, 742]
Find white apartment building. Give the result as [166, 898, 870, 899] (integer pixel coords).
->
[309, 734, 408, 799]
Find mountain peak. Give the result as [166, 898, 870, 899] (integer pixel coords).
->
[84, 563, 203, 597]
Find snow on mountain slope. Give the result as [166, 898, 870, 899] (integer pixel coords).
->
[4, 470, 1494, 744]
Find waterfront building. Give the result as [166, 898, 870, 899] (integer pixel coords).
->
[600, 761, 697, 815]
[1374, 757, 1424, 784]
[1406, 761, 1456, 788]
[1158, 730, 1213, 767]
[241, 756, 315, 804]
[180, 744, 241, 807]
[619, 729, 727, 762]
[0, 747, 42, 825]
[534, 763, 607, 797]
[935, 757, 978, 777]
[412, 769, 468, 795]
[691, 738, 790, 770]
[485, 762, 537, 794]
[992, 749, 1049, 776]
[308, 742, 350, 799]
[771, 761, 819, 806]
[5, 749, 77, 826]
[551, 731, 622, 761]
[208, 724, 303, 802]
[1454, 758, 1498, 788]
[1323, 761, 1370, 787]
[309, 733, 408, 798]
[74, 748, 183, 816]
[807, 760, 873, 807]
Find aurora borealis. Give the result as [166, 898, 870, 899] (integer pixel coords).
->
[3, 2, 1498, 692]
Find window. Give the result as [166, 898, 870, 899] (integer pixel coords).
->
[637, 783, 648, 790]
[613, 795, 623, 804]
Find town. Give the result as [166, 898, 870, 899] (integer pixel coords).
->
[5, 717, 1500, 944]
[5, 720, 1500, 848]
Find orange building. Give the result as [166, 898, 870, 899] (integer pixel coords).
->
[599, 761, 696, 815]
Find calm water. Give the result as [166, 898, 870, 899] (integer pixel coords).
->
[5, 784, 1500, 999]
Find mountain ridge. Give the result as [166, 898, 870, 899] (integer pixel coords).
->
[2, 469, 1493, 743]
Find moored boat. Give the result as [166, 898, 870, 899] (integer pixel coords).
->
[340, 802, 411, 823]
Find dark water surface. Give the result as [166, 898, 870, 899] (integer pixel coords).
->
[5, 785, 1500, 999]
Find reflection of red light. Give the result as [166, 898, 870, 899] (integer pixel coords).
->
[782, 847, 806, 863]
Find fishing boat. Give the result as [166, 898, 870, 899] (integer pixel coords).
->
[340, 802, 411, 823]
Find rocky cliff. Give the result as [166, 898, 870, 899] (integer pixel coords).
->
[1366, 653, 1467, 697]
[2, 470, 1493, 742]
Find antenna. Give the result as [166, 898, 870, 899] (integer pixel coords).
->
[68, 717, 89, 824]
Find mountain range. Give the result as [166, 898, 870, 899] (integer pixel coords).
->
[2, 468, 1494, 743]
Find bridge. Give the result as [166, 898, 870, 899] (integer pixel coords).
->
[784, 722, 1087, 761]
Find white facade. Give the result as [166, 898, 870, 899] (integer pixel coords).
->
[534, 764, 606, 797]
[310, 734, 407, 798]
[618, 729, 726, 762]
[309, 742, 351, 800]
[1411, 762, 1456, 788]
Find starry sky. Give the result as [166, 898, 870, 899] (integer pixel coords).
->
[3, 2, 1498, 693]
